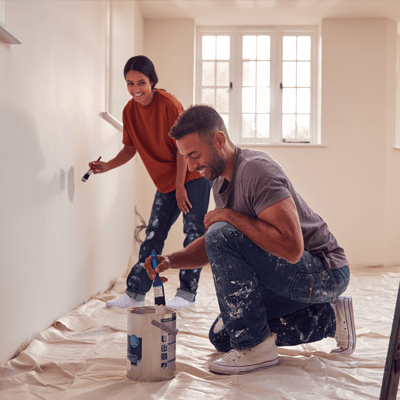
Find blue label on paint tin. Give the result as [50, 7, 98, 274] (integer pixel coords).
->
[128, 335, 142, 366]
[130, 335, 139, 348]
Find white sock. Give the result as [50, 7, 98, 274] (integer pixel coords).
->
[106, 293, 145, 308]
[166, 296, 194, 310]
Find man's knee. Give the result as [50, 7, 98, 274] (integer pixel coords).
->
[205, 221, 238, 247]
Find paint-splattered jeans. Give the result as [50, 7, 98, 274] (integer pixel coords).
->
[205, 222, 350, 350]
[126, 178, 212, 302]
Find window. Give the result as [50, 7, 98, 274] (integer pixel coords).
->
[196, 27, 318, 145]
[200, 35, 231, 131]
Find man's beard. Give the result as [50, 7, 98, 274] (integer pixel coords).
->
[206, 148, 226, 181]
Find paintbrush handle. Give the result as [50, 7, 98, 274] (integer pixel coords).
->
[151, 250, 166, 306]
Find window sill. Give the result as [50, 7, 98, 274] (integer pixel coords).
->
[240, 142, 327, 148]
[100, 112, 123, 131]
[0, 21, 21, 45]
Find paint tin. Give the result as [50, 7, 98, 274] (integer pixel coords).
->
[127, 306, 178, 382]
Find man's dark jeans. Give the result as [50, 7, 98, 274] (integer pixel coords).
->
[205, 222, 350, 350]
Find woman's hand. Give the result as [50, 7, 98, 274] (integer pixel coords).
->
[88, 160, 110, 174]
[176, 186, 192, 214]
[144, 254, 171, 283]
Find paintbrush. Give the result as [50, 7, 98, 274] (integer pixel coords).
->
[151, 250, 166, 306]
[82, 156, 101, 182]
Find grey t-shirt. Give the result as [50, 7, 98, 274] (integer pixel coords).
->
[212, 147, 348, 270]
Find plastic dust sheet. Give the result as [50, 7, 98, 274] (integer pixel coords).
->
[0, 265, 399, 400]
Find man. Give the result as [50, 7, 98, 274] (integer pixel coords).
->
[145, 105, 355, 375]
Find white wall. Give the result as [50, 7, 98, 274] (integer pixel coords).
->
[0, 1, 144, 363]
[110, 1, 144, 120]
[0, 1, 5, 24]
[144, 17, 400, 267]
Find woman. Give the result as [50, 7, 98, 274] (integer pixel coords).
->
[89, 55, 211, 309]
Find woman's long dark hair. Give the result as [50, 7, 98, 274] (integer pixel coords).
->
[123, 55, 158, 90]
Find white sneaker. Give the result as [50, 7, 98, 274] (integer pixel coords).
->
[106, 293, 144, 309]
[330, 296, 356, 355]
[166, 296, 194, 310]
[209, 333, 279, 375]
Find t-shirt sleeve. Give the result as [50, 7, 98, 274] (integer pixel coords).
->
[166, 100, 184, 132]
[122, 106, 134, 147]
[243, 161, 292, 216]
[164, 99, 184, 150]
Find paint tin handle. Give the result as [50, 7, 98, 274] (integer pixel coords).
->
[151, 319, 178, 335]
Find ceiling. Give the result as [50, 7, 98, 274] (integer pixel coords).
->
[138, 0, 400, 27]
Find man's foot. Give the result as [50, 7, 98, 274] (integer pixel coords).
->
[166, 296, 194, 310]
[106, 293, 144, 308]
[330, 296, 356, 355]
[209, 333, 279, 375]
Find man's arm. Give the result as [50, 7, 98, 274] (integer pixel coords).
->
[145, 236, 209, 282]
[204, 197, 304, 264]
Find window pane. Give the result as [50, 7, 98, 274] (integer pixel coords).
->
[216, 61, 229, 86]
[282, 88, 296, 113]
[256, 114, 269, 138]
[297, 114, 310, 139]
[257, 87, 270, 113]
[257, 36, 270, 60]
[242, 114, 255, 138]
[243, 61, 256, 86]
[216, 88, 229, 113]
[297, 88, 310, 113]
[282, 61, 296, 87]
[202, 61, 215, 86]
[297, 36, 311, 61]
[217, 36, 230, 60]
[202, 88, 215, 107]
[282, 114, 296, 139]
[297, 62, 310, 87]
[257, 61, 270, 86]
[242, 87, 256, 113]
[283, 36, 296, 60]
[243, 36, 256, 60]
[202, 36, 215, 60]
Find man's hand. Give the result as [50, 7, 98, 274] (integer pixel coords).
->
[144, 254, 171, 283]
[204, 208, 234, 230]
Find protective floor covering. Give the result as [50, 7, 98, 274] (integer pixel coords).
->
[1, 265, 400, 400]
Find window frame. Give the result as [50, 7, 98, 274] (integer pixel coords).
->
[196, 25, 319, 146]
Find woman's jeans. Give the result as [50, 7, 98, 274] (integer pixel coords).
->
[205, 222, 350, 351]
[126, 178, 212, 302]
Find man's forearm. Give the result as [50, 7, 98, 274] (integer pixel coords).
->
[168, 236, 209, 269]
[205, 204, 303, 264]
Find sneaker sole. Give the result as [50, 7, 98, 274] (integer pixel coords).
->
[331, 296, 356, 356]
[106, 300, 144, 308]
[209, 357, 279, 375]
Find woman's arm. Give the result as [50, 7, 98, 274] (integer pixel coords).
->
[175, 148, 192, 214]
[89, 145, 136, 174]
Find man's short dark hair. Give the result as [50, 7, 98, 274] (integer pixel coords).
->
[169, 105, 228, 143]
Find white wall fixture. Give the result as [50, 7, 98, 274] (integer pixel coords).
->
[0, 20, 21, 44]
[100, 0, 123, 131]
